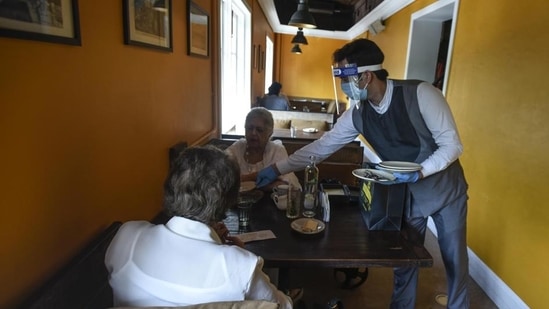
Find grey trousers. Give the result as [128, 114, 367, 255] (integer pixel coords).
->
[390, 194, 469, 309]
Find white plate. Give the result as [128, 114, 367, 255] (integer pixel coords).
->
[378, 161, 422, 171]
[352, 168, 396, 182]
[291, 218, 326, 235]
[239, 181, 256, 192]
[302, 127, 319, 133]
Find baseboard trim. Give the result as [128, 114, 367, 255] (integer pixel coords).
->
[427, 219, 529, 308]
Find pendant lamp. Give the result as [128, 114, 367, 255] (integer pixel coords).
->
[291, 28, 308, 45]
[291, 44, 302, 54]
[288, 0, 317, 29]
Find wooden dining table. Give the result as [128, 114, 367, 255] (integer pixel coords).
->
[225, 193, 433, 288]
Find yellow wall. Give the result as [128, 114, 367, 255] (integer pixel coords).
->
[450, 1, 549, 307]
[0, 0, 217, 307]
[278, 34, 348, 102]
[277, 0, 549, 307]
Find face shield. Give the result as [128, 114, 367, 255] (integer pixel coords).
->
[331, 63, 383, 109]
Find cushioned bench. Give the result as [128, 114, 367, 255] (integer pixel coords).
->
[20, 222, 122, 309]
[269, 110, 335, 132]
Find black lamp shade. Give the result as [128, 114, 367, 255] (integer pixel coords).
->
[291, 44, 302, 54]
[291, 28, 308, 45]
[288, 0, 317, 29]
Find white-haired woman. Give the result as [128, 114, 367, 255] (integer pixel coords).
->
[226, 107, 301, 191]
[105, 146, 293, 308]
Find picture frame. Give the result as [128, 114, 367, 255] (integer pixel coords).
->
[0, 0, 81, 46]
[187, 0, 209, 57]
[123, 0, 173, 52]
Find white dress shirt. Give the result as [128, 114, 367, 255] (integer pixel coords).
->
[105, 217, 291, 308]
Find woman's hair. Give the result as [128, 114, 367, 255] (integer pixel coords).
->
[163, 145, 240, 223]
[268, 82, 282, 95]
[332, 38, 389, 81]
[245, 107, 274, 132]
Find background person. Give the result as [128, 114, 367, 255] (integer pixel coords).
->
[105, 145, 293, 308]
[226, 107, 301, 191]
[257, 82, 290, 111]
[256, 38, 469, 309]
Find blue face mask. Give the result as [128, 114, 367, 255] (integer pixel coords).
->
[341, 81, 368, 101]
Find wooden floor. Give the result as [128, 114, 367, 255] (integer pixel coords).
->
[286, 229, 498, 308]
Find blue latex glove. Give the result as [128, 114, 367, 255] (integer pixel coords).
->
[256, 165, 278, 188]
[392, 171, 421, 183]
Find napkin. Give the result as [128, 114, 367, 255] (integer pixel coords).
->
[320, 191, 330, 222]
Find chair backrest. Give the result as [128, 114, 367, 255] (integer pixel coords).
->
[282, 140, 363, 186]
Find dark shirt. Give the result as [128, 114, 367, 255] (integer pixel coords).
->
[258, 95, 290, 111]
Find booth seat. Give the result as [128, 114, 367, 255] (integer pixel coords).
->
[269, 110, 334, 132]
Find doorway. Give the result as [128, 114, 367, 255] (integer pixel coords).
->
[405, 0, 459, 96]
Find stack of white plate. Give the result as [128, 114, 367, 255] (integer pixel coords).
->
[377, 161, 421, 173]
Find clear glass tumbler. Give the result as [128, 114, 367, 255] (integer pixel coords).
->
[286, 187, 300, 219]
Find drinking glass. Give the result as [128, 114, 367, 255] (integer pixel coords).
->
[238, 203, 252, 227]
[286, 189, 301, 219]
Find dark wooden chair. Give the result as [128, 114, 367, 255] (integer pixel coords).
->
[280, 140, 363, 186]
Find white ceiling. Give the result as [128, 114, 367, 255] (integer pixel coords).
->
[257, 0, 416, 40]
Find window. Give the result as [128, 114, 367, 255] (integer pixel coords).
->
[220, 0, 251, 133]
[264, 35, 273, 93]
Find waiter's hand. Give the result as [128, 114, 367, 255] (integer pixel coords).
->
[256, 165, 278, 188]
[392, 171, 421, 183]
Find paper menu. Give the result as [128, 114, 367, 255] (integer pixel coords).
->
[234, 230, 276, 243]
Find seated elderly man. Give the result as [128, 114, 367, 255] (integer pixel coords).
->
[105, 145, 294, 308]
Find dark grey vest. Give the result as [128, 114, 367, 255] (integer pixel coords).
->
[352, 80, 468, 217]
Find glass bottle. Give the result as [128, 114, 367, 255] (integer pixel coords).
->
[303, 155, 319, 217]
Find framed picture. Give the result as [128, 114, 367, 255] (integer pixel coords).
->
[123, 0, 172, 51]
[0, 0, 81, 45]
[187, 0, 208, 57]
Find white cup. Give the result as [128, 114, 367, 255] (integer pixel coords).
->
[272, 193, 288, 210]
[272, 184, 289, 196]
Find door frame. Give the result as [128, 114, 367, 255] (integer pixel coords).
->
[404, 0, 459, 96]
